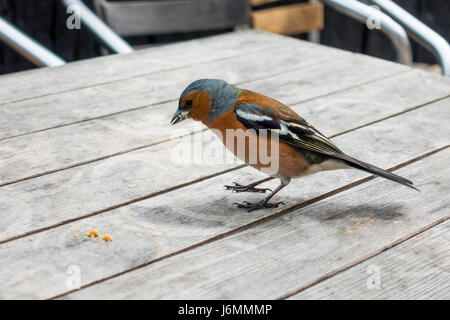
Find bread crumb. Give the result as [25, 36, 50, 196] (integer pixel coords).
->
[87, 229, 100, 238]
[102, 235, 113, 242]
[29, 237, 33, 242]
[75, 233, 79, 240]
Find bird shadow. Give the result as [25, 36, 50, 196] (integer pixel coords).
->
[129, 191, 406, 232]
[311, 202, 405, 222]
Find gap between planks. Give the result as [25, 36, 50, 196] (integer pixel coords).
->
[0, 30, 300, 106]
[0, 46, 275, 107]
[1, 95, 446, 245]
[0, 53, 354, 143]
[0, 68, 424, 190]
[0, 30, 348, 108]
[48, 144, 449, 299]
[279, 213, 450, 299]
[3, 98, 447, 298]
[286, 218, 450, 299]
[1, 44, 389, 144]
[0, 47, 414, 143]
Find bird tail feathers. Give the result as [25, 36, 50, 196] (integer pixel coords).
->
[332, 153, 419, 191]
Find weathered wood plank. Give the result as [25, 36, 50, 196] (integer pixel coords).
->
[0, 39, 351, 141]
[0, 30, 298, 105]
[0, 99, 448, 299]
[252, 3, 324, 35]
[290, 220, 450, 299]
[0, 54, 413, 185]
[0, 71, 447, 243]
[61, 148, 450, 299]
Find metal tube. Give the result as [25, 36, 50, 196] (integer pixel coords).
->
[321, 0, 413, 65]
[308, 0, 321, 43]
[0, 17, 65, 67]
[368, 0, 450, 77]
[62, 0, 133, 54]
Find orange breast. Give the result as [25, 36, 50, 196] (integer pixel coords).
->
[205, 109, 309, 179]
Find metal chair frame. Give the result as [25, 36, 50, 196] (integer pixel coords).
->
[0, 0, 448, 77]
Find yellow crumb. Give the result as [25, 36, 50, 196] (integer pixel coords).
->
[29, 237, 33, 242]
[87, 229, 100, 238]
[75, 233, 79, 240]
[128, 184, 136, 189]
[102, 235, 113, 242]
[130, 213, 134, 216]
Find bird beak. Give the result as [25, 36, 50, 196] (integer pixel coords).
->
[170, 109, 190, 125]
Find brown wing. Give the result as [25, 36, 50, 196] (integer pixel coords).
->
[235, 90, 342, 156]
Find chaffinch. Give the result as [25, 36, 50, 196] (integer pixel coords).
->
[171, 79, 417, 211]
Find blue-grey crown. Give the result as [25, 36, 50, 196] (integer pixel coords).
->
[180, 79, 238, 121]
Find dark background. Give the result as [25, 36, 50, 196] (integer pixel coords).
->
[0, 0, 448, 75]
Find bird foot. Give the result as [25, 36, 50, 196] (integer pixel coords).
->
[224, 182, 272, 194]
[233, 200, 285, 212]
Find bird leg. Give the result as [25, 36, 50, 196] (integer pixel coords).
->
[224, 177, 274, 194]
[233, 179, 290, 212]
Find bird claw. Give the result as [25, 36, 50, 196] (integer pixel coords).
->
[233, 200, 285, 212]
[224, 182, 272, 194]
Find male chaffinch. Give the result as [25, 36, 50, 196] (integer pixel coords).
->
[171, 79, 417, 211]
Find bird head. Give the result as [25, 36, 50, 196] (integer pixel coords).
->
[171, 79, 239, 125]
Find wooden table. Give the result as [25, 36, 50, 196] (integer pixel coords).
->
[0, 30, 449, 300]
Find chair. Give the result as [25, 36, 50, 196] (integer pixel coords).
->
[250, 0, 324, 39]
[93, 0, 251, 38]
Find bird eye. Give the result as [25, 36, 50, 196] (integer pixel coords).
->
[185, 99, 193, 108]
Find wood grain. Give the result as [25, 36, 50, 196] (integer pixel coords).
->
[1, 30, 449, 300]
[0, 54, 413, 186]
[1, 71, 446, 244]
[0, 30, 296, 105]
[290, 220, 450, 299]
[61, 148, 450, 299]
[252, 3, 324, 35]
[0, 98, 448, 299]
[250, 0, 279, 6]
[0, 39, 350, 141]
